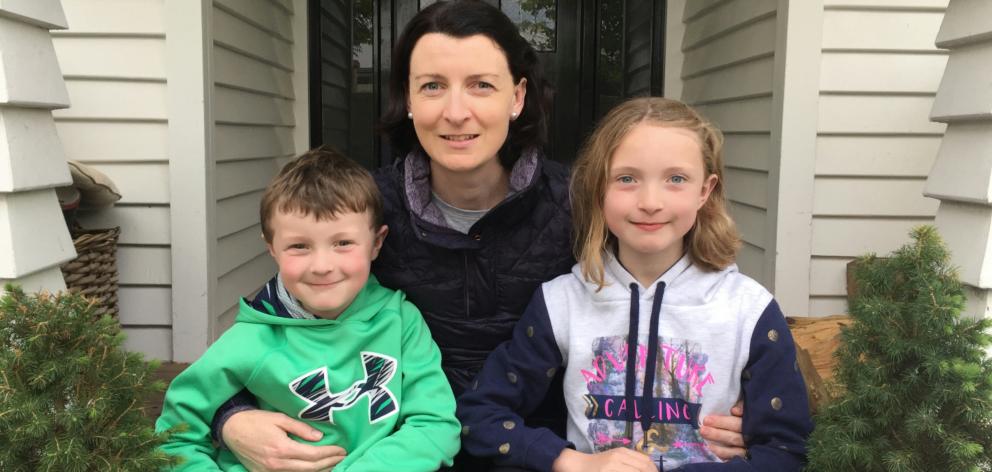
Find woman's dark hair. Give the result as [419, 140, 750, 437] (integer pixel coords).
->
[378, 0, 552, 167]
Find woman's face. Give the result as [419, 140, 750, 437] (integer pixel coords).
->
[407, 33, 526, 176]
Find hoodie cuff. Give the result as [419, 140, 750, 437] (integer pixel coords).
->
[522, 429, 573, 472]
[210, 403, 258, 449]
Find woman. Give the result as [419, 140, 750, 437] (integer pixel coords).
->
[215, 2, 745, 470]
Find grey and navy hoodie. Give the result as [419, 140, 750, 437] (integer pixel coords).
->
[457, 252, 812, 471]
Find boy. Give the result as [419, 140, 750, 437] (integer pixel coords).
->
[156, 148, 461, 471]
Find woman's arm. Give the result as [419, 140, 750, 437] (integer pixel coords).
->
[211, 360, 346, 471]
[457, 288, 573, 472]
[220, 410, 345, 472]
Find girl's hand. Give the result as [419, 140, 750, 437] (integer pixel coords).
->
[222, 409, 347, 471]
[552, 448, 657, 472]
[700, 400, 746, 460]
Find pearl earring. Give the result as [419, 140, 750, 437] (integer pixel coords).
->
[510, 111, 518, 120]
[407, 111, 413, 119]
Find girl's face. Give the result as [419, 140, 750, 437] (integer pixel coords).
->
[603, 124, 717, 274]
[407, 33, 526, 177]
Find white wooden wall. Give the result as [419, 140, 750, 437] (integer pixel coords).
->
[46, 0, 307, 361]
[210, 0, 297, 332]
[53, 0, 173, 359]
[0, 0, 74, 294]
[669, 0, 951, 316]
[809, 0, 947, 315]
[678, 0, 780, 289]
[926, 0, 992, 319]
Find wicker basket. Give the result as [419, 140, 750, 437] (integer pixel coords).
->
[60, 226, 121, 318]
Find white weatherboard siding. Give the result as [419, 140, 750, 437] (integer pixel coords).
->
[46, 0, 305, 361]
[53, 0, 172, 360]
[0, 1, 73, 294]
[211, 0, 297, 333]
[672, 0, 951, 316]
[810, 0, 947, 316]
[679, 0, 778, 289]
[925, 0, 992, 319]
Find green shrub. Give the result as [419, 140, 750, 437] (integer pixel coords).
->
[806, 226, 992, 471]
[0, 285, 180, 471]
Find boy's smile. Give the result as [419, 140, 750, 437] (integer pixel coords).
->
[266, 210, 387, 319]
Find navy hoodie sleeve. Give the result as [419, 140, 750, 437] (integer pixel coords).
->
[209, 389, 258, 444]
[678, 299, 812, 471]
[456, 288, 573, 472]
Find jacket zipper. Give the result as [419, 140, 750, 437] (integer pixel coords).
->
[463, 251, 471, 319]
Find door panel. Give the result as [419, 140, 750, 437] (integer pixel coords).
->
[308, 0, 665, 168]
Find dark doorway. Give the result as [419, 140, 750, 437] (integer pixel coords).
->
[308, 0, 665, 169]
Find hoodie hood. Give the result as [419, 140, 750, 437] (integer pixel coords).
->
[572, 251, 739, 305]
[236, 274, 394, 326]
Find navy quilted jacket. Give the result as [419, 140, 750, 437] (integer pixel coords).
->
[372, 151, 575, 397]
[211, 151, 575, 442]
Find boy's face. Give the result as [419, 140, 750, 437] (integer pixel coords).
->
[267, 210, 387, 319]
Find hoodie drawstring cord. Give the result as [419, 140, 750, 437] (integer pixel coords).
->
[624, 283, 639, 441]
[641, 282, 665, 434]
[624, 282, 668, 441]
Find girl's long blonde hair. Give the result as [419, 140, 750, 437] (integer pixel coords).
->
[570, 97, 741, 289]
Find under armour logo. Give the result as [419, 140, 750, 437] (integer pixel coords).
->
[289, 352, 399, 424]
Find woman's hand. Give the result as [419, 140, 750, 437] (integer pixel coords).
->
[700, 400, 746, 460]
[222, 409, 347, 472]
[552, 448, 657, 472]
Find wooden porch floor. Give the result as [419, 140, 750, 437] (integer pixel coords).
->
[145, 362, 189, 419]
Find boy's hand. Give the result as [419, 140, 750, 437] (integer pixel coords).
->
[700, 400, 746, 460]
[552, 448, 657, 472]
[223, 409, 346, 472]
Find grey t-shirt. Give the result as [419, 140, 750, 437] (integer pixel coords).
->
[431, 192, 489, 234]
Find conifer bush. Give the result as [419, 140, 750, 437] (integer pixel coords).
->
[806, 226, 992, 471]
[0, 285, 180, 471]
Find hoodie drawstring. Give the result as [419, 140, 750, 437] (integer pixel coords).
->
[624, 284, 640, 440]
[624, 282, 667, 441]
[642, 282, 665, 433]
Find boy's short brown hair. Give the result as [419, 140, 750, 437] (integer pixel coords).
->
[260, 147, 383, 243]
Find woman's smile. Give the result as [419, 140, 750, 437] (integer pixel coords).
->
[440, 133, 480, 149]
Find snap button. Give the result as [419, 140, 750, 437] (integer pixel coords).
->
[771, 397, 783, 410]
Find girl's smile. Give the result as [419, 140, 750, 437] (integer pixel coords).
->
[632, 221, 667, 231]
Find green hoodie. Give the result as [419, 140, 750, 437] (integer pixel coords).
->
[156, 276, 461, 471]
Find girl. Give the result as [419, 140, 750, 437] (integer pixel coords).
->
[456, 97, 812, 471]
